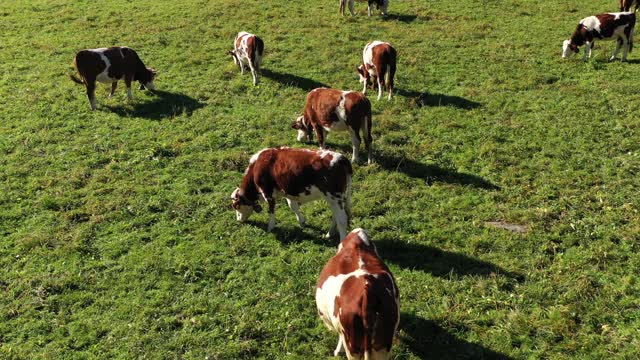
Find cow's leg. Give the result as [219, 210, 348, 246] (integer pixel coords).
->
[266, 198, 276, 231]
[109, 82, 118, 99]
[314, 124, 326, 149]
[376, 77, 383, 100]
[348, 0, 355, 16]
[334, 335, 345, 356]
[86, 80, 97, 111]
[622, 35, 630, 62]
[368, 1, 373, 16]
[362, 77, 368, 95]
[327, 198, 348, 240]
[381, 0, 389, 16]
[349, 128, 361, 163]
[286, 198, 305, 226]
[248, 59, 259, 85]
[124, 74, 133, 100]
[363, 116, 373, 164]
[340, 0, 345, 15]
[611, 38, 623, 61]
[583, 42, 591, 61]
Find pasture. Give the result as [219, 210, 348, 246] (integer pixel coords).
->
[1, 0, 640, 358]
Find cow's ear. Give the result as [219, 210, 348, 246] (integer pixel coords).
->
[253, 204, 262, 213]
[291, 121, 299, 129]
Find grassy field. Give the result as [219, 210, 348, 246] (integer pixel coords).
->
[2, 0, 640, 358]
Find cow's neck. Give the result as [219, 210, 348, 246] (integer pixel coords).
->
[240, 168, 260, 202]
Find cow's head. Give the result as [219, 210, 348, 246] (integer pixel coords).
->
[138, 68, 157, 90]
[228, 50, 239, 64]
[291, 116, 313, 142]
[231, 188, 262, 222]
[562, 39, 579, 59]
[357, 64, 368, 84]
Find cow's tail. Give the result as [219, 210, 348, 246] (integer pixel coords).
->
[361, 279, 377, 360]
[630, 26, 634, 52]
[69, 57, 84, 85]
[344, 173, 352, 226]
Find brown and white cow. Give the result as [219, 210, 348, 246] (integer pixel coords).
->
[357, 41, 397, 101]
[291, 88, 373, 164]
[230, 147, 352, 239]
[562, 12, 635, 62]
[228, 31, 264, 86]
[316, 228, 399, 360]
[340, 0, 389, 16]
[70, 47, 157, 111]
[620, 0, 638, 12]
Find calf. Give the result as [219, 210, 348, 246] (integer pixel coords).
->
[620, 0, 638, 12]
[316, 228, 399, 359]
[357, 41, 397, 101]
[228, 31, 264, 86]
[70, 47, 157, 111]
[230, 147, 352, 239]
[340, 0, 389, 16]
[562, 12, 635, 62]
[292, 88, 373, 164]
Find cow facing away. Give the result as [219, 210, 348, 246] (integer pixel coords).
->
[562, 12, 635, 62]
[340, 0, 389, 16]
[620, 0, 638, 12]
[357, 41, 397, 101]
[316, 228, 400, 360]
[230, 147, 352, 239]
[70, 47, 157, 111]
[228, 31, 264, 86]
[292, 88, 373, 164]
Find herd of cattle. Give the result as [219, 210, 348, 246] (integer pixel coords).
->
[65, 1, 639, 358]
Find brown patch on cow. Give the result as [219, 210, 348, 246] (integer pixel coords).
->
[298, 88, 372, 162]
[484, 220, 528, 234]
[237, 147, 352, 208]
[316, 229, 400, 357]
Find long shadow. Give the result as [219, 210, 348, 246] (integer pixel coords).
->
[247, 219, 338, 246]
[375, 150, 500, 189]
[262, 69, 329, 91]
[376, 237, 523, 282]
[398, 89, 481, 110]
[326, 143, 499, 190]
[105, 90, 205, 120]
[401, 312, 514, 360]
[383, 14, 418, 23]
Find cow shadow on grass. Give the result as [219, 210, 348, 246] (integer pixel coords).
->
[262, 69, 330, 91]
[383, 14, 418, 23]
[327, 144, 499, 190]
[105, 90, 205, 120]
[375, 236, 523, 282]
[401, 312, 514, 360]
[247, 220, 339, 246]
[397, 89, 481, 110]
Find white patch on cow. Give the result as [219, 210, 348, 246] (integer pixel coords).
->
[249, 148, 269, 164]
[316, 268, 369, 333]
[283, 185, 323, 204]
[319, 149, 344, 167]
[351, 227, 371, 245]
[358, 257, 365, 269]
[363, 41, 387, 69]
[326, 92, 350, 132]
[94, 50, 117, 83]
[580, 16, 602, 33]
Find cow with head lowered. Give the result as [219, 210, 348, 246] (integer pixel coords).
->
[70, 46, 157, 111]
[292, 88, 373, 164]
[316, 228, 400, 360]
[357, 41, 397, 101]
[228, 31, 264, 86]
[231, 147, 352, 239]
[562, 12, 635, 62]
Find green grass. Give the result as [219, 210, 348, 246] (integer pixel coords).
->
[1, 0, 640, 358]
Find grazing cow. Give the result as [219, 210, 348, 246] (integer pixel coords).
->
[562, 12, 635, 62]
[340, 0, 389, 16]
[357, 41, 397, 101]
[228, 31, 264, 86]
[292, 88, 373, 164]
[316, 228, 399, 359]
[230, 147, 352, 239]
[70, 47, 157, 111]
[620, 0, 638, 12]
